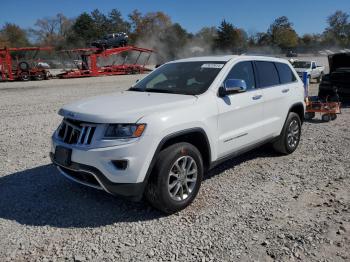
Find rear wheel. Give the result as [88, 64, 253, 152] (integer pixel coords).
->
[20, 71, 30, 81]
[145, 142, 203, 214]
[273, 112, 301, 154]
[322, 114, 331, 122]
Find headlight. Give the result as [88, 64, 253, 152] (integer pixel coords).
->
[104, 124, 146, 138]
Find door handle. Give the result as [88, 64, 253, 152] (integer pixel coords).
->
[252, 95, 262, 100]
[282, 88, 290, 93]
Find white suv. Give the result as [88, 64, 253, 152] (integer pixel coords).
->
[51, 55, 305, 213]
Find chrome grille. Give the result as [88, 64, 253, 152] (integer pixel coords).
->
[57, 119, 96, 145]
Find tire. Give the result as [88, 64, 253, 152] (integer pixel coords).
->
[20, 71, 30, 81]
[273, 112, 301, 155]
[304, 112, 315, 120]
[330, 113, 337, 120]
[322, 114, 331, 122]
[18, 61, 30, 71]
[145, 142, 203, 214]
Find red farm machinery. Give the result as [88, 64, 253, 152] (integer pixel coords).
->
[57, 45, 154, 79]
[0, 47, 53, 81]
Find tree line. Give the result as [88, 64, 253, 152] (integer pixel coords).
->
[0, 9, 349, 61]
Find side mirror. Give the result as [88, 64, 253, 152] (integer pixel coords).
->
[219, 79, 247, 97]
[136, 79, 140, 83]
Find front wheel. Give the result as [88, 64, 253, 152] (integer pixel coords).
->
[145, 142, 203, 214]
[273, 112, 301, 154]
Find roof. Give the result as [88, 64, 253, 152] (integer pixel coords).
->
[170, 55, 289, 64]
[172, 55, 237, 63]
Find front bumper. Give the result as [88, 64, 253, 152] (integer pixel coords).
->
[50, 153, 146, 200]
[50, 132, 159, 199]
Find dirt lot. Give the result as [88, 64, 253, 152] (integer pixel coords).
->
[0, 75, 349, 261]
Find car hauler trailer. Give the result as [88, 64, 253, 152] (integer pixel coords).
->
[57, 46, 154, 79]
[0, 47, 53, 81]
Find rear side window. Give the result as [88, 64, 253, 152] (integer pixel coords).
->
[226, 61, 256, 90]
[275, 62, 296, 84]
[255, 61, 280, 88]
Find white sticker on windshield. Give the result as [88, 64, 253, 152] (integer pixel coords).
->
[201, 63, 224, 69]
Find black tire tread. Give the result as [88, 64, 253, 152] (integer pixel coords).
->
[145, 142, 203, 214]
[273, 112, 301, 155]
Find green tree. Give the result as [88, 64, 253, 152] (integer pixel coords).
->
[0, 35, 8, 48]
[70, 12, 97, 46]
[91, 9, 110, 37]
[0, 23, 30, 47]
[108, 9, 130, 33]
[256, 32, 272, 46]
[215, 20, 246, 52]
[268, 16, 298, 50]
[323, 10, 350, 46]
[161, 23, 189, 58]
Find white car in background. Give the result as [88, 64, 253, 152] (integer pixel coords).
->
[293, 60, 325, 83]
[51, 55, 305, 213]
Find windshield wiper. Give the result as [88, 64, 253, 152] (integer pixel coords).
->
[128, 87, 144, 92]
[144, 89, 177, 94]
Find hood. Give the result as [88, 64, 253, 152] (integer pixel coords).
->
[59, 91, 197, 123]
[329, 53, 350, 73]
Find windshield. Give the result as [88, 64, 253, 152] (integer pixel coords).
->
[293, 61, 311, 69]
[129, 61, 226, 95]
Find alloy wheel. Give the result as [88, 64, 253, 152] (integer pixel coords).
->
[287, 119, 300, 149]
[168, 156, 198, 201]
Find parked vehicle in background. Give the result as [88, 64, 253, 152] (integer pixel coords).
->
[36, 61, 50, 69]
[286, 50, 298, 57]
[51, 55, 305, 213]
[293, 60, 325, 83]
[319, 52, 350, 101]
[91, 32, 128, 49]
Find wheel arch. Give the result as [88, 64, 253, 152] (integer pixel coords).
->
[288, 102, 305, 123]
[144, 128, 211, 185]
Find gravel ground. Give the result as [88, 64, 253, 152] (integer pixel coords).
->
[0, 76, 349, 261]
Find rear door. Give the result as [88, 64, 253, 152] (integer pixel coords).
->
[217, 61, 264, 158]
[257, 61, 297, 137]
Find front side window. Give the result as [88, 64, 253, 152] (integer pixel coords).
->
[255, 61, 280, 88]
[225, 61, 256, 90]
[275, 62, 296, 84]
[129, 61, 226, 95]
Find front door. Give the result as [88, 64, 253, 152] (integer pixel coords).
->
[217, 61, 264, 158]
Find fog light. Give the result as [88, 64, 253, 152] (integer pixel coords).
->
[112, 160, 128, 170]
